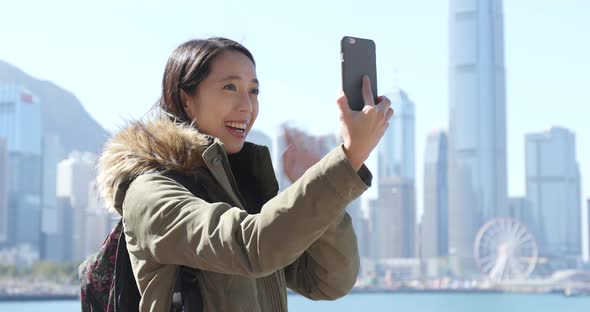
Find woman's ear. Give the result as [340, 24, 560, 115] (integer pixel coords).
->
[180, 90, 193, 120]
[180, 90, 190, 110]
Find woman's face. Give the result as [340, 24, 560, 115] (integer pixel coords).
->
[183, 50, 259, 154]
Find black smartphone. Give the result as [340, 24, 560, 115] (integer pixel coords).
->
[341, 36, 378, 111]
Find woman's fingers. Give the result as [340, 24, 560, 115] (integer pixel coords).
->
[361, 75, 375, 108]
[386, 107, 394, 120]
[336, 91, 352, 119]
[376, 95, 392, 116]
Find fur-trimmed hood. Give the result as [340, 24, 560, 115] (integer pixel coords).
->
[97, 117, 216, 214]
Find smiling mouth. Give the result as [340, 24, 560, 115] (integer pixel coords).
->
[224, 121, 248, 133]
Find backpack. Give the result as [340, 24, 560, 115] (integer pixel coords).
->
[79, 172, 212, 311]
[79, 218, 203, 311]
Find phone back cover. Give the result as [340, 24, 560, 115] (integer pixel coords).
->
[341, 36, 378, 111]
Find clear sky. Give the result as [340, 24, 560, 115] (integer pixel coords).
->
[1, 0, 589, 221]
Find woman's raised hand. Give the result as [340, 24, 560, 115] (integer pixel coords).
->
[336, 75, 394, 171]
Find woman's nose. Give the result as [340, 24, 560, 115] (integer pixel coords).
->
[237, 93, 253, 112]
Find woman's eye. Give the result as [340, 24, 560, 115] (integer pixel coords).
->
[250, 88, 259, 95]
[223, 84, 237, 91]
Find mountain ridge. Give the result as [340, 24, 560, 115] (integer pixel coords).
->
[0, 60, 108, 155]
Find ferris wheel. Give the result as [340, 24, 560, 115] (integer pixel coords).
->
[474, 218, 538, 282]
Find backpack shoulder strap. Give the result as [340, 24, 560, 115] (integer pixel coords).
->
[112, 220, 141, 312]
[171, 266, 203, 312]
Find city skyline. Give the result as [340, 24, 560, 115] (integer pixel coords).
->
[0, 0, 589, 275]
[0, 83, 588, 286]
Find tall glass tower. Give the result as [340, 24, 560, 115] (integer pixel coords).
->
[0, 84, 43, 253]
[379, 89, 415, 180]
[448, 0, 508, 275]
[526, 127, 581, 263]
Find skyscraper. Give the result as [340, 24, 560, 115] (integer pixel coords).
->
[0, 84, 43, 253]
[373, 87, 416, 262]
[367, 198, 379, 261]
[347, 198, 363, 226]
[379, 89, 415, 179]
[421, 130, 448, 259]
[0, 85, 42, 156]
[56, 196, 74, 260]
[0, 138, 7, 245]
[448, 0, 508, 275]
[375, 177, 416, 259]
[359, 213, 372, 260]
[347, 198, 365, 257]
[57, 151, 96, 261]
[508, 197, 530, 224]
[525, 127, 581, 264]
[40, 135, 65, 260]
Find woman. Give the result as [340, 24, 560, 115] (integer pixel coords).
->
[97, 37, 393, 311]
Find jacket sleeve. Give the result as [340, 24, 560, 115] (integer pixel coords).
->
[122, 145, 369, 279]
[284, 211, 360, 300]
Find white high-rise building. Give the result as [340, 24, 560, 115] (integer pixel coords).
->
[84, 181, 111, 257]
[57, 151, 96, 261]
[448, 0, 508, 275]
[375, 177, 416, 259]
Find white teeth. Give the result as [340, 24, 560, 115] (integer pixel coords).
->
[225, 122, 247, 130]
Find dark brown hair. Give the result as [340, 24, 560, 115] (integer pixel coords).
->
[158, 37, 255, 122]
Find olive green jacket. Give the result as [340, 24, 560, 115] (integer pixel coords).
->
[96, 117, 372, 311]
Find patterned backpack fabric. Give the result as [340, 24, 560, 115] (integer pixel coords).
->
[79, 220, 202, 312]
[79, 219, 141, 311]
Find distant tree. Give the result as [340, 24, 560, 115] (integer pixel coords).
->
[0, 264, 17, 278]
